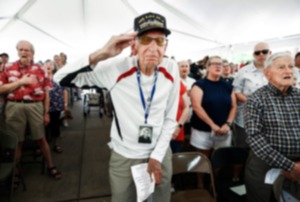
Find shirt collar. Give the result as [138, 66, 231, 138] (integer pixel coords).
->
[249, 62, 263, 73]
[17, 60, 34, 68]
[267, 83, 295, 96]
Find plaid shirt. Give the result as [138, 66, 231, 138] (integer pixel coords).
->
[244, 83, 300, 171]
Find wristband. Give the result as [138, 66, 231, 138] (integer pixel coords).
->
[225, 121, 232, 127]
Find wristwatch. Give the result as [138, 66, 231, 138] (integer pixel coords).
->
[225, 121, 232, 127]
[178, 123, 183, 128]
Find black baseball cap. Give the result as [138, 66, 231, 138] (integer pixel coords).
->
[0, 53, 9, 57]
[134, 12, 171, 36]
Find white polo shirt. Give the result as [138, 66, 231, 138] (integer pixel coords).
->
[233, 62, 268, 127]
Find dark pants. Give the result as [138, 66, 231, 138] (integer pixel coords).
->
[232, 123, 249, 148]
[245, 151, 276, 202]
[170, 140, 183, 153]
[48, 111, 61, 138]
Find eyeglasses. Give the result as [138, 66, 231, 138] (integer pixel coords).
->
[209, 62, 223, 66]
[254, 49, 269, 56]
[138, 35, 167, 47]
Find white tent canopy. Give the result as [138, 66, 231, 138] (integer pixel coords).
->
[1, 0, 300, 63]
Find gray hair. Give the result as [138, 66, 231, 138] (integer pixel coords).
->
[44, 59, 54, 65]
[16, 40, 35, 52]
[264, 52, 294, 68]
[178, 60, 189, 66]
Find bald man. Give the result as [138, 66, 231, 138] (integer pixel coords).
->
[232, 42, 271, 148]
[178, 60, 195, 132]
[178, 60, 196, 93]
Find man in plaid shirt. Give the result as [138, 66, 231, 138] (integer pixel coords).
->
[244, 52, 300, 201]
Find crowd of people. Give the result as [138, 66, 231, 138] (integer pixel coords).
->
[1, 11, 300, 202]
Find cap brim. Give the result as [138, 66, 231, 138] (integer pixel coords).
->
[0, 53, 8, 57]
[137, 27, 171, 36]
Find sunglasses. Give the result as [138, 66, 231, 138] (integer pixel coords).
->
[138, 35, 167, 47]
[254, 49, 269, 56]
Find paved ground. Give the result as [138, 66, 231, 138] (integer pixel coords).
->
[13, 100, 112, 202]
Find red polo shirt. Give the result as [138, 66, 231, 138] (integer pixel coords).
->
[174, 81, 187, 141]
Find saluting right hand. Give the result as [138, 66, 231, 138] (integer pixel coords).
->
[102, 32, 137, 58]
[89, 32, 137, 65]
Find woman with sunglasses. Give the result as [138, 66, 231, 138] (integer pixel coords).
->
[189, 56, 237, 187]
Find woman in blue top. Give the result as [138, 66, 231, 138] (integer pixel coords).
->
[190, 56, 237, 157]
[190, 56, 237, 189]
[44, 60, 68, 153]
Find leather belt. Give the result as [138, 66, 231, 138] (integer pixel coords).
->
[9, 100, 41, 103]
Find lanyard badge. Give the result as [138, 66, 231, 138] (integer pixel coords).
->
[136, 67, 158, 124]
[136, 67, 158, 144]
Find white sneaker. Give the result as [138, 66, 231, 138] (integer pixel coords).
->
[63, 120, 69, 127]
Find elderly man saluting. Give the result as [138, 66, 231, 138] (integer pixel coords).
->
[244, 52, 300, 201]
[54, 12, 180, 202]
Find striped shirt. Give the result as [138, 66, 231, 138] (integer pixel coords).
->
[244, 83, 300, 171]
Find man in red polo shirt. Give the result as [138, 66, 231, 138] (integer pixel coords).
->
[0, 40, 61, 179]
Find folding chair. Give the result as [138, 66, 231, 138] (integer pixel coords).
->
[171, 152, 217, 202]
[211, 146, 249, 202]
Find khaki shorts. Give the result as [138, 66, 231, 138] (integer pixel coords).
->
[5, 101, 44, 142]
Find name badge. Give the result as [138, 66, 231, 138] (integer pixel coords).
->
[138, 125, 153, 144]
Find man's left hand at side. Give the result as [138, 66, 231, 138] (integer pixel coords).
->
[289, 161, 300, 182]
[148, 158, 163, 184]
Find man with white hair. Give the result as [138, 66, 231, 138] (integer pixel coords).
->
[54, 12, 179, 202]
[178, 60, 195, 137]
[0, 40, 62, 179]
[244, 52, 300, 201]
[178, 60, 195, 92]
